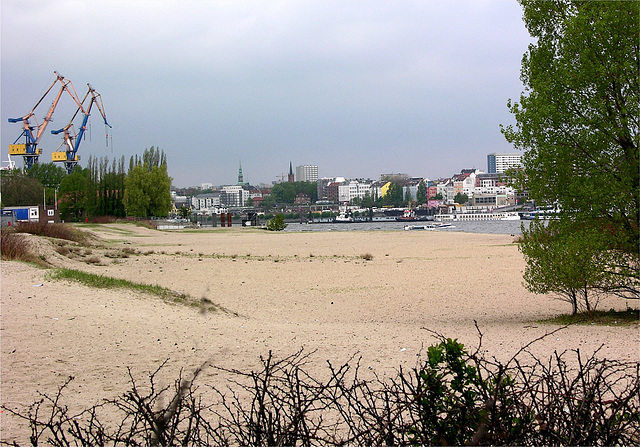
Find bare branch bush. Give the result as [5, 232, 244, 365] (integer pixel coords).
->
[2, 333, 638, 446]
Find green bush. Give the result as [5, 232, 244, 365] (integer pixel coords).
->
[266, 214, 287, 231]
[406, 338, 532, 445]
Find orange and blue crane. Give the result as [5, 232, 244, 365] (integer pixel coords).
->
[8, 71, 84, 170]
[51, 84, 111, 173]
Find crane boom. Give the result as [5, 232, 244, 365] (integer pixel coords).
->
[51, 84, 111, 173]
[8, 71, 85, 169]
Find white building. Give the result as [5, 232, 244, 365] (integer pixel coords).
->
[192, 193, 222, 210]
[338, 180, 372, 203]
[487, 153, 522, 174]
[296, 165, 318, 183]
[437, 179, 455, 203]
[221, 185, 249, 207]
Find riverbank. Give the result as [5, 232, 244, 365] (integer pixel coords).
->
[1, 224, 637, 443]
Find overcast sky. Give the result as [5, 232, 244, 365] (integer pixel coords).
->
[2, 0, 532, 187]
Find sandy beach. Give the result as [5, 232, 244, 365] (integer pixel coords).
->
[1, 223, 638, 443]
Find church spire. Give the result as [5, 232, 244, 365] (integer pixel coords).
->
[288, 161, 294, 183]
[238, 159, 244, 185]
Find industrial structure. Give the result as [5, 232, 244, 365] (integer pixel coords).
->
[8, 71, 110, 172]
[51, 84, 111, 173]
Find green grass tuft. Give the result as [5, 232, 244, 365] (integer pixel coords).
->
[539, 308, 639, 326]
[46, 268, 232, 314]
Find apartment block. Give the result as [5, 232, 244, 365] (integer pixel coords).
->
[295, 165, 318, 183]
[487, 153, 522, 174]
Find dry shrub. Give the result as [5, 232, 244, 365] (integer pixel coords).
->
[0, 229, 48, 267]
[2, 339, 638, 447]
[85, 255, 102, 265]
[55, 246, 72, 257]
[360, 253, 374, 261]
[13, 222, 86, 243]
[87, 216, 117, 224]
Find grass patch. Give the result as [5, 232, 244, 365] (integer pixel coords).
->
[46, 268, 225, 314]
[539, 308, 639, 326]
[48, 269, 171, 295]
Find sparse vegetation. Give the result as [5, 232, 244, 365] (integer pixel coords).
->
[45, 269, 205, 308]
[539, 308, 639, 327]
[1, 229, 48, 267]
[8, 221, 87, 243]
[2, 332, 638, 446]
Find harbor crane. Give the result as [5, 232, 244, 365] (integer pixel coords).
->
[51, 84, 111, 173]
[8, 71, 85, 169]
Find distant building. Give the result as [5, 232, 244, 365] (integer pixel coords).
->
[295, 165, 318, 183]
[221, 185, 249, 207]
[192, 193, 222, 210]
[487, 153, 522, 174]
[317, 177, 345, 201]
[338, 180, 372, 203]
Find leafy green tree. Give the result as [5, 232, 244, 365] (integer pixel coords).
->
[383, 182, 404, 207]
[416, 180, 427, 205]
[0, 170, 44, 207]
[454, 193, 469, 205]
[85, 156, 126, 218]
[520, 219, 616, 314]
[260, 195, 276, 210]
[270, 182, 296, 204]
[404, 188, 414, 206]
[123, 148, 172, 218]
[503, 0, 639, 298]
[270, 181, 317, 204]
[123, 164, 150, 217]
[59, 170, 89, 221]
[25, 163, 66, 188]
[177, 206, 191, 220]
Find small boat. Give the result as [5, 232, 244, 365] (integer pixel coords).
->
[396, 209, 418, 222]
[334, 206, 354, 223]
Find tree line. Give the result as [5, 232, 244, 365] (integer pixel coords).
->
[0, 146, 172, 221]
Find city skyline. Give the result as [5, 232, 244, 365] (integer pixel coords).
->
[2, 1, 532, 188]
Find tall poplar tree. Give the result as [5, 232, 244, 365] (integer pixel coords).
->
[123, 147, 172, 218]
[503, 1, 639, 302]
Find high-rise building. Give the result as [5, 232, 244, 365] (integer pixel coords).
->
[487, 153, 522, 174]
[295, 165, 318, 183]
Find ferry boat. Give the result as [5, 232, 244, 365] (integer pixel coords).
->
[435, 211, 521, 222]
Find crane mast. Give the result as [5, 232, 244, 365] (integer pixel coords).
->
[8, 71, 85, 169]
[51, 84, 111, 173]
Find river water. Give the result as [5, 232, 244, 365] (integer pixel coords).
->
[284, 219, 531, 235]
